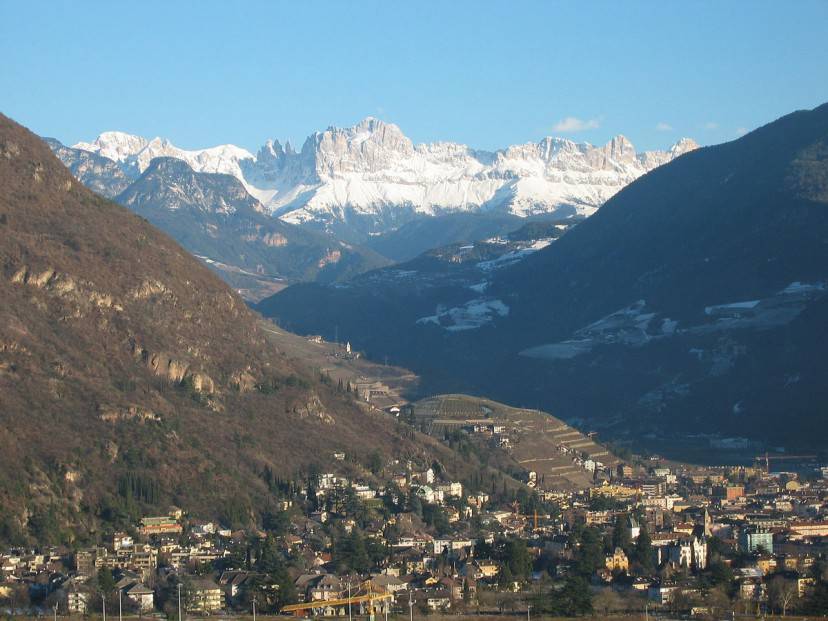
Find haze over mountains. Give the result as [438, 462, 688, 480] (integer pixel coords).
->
[260, 103, 828, 452]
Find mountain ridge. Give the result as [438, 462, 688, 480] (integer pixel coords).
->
[47, 144, 390, 301]
[258, 103, 828, 451]
[70, 118, 698, 240]
[0, 113, 437, 540]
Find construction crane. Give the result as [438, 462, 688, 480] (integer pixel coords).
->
[510, 500, 541, 531]
[281, 580, 393, 619]
[754, 453, 817, 473]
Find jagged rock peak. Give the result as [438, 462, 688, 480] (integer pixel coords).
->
[670, 137, 700, 154]
[69, 117, 700, 229]
[74, 130, 150, 162]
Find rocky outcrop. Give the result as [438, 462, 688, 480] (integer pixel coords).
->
[131, 279, 174, 301]
[260, 232, 288, 247]
[129, 339, 216, 395]
[0, 139, 21, 159]
[295, 393, 334, 424]
[230, 369, 257, 392]
[45, 137, 136, 198]
[10, 265, 125, 312]
[317, 249, 341, 268]
[189, 372, 215, 394]
[145, 351, 188, 383]
[12, 265, 54, 287]
[99, 404, 160, 423]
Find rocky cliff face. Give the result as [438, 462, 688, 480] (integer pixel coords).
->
[70, 118, 698, 240]
[45, 145, 390, 301]
[118, 157, 263, 215]
[44, 137, 137, 198]
[74, 130, 254, 180]
[112, 156, 389, 300]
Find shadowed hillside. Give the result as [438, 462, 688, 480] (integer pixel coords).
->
[0, 114, 466, 543]
[260, 103, 828, 452]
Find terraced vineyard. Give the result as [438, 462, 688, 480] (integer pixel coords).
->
[411, 394, 621, 491]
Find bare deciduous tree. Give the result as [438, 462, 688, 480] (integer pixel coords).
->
[768, 575, 798, 616]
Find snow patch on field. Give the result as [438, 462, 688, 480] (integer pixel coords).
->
[468, 281, 489, 293]
[521, 281, 827, 361]
[417, 298, 509, 331]
[522, 300, 656, 360]
[782, 281, 825, 294]
[477, 238, 553, 271]
[705, 300, 760, 315]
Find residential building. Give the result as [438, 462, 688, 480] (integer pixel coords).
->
[187, 579, 223, 613]
[125, 583, 154, 612]
[66, 589, 90, 614]
[139, 516, 182, 536]
[739, 529, 774, 554]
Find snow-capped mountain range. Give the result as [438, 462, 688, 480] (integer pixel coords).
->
[72, 118, 698, 238]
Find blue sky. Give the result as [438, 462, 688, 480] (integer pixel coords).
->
[2, 0, 827, 152]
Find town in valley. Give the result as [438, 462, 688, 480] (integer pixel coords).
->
[3, 378, 828, 620]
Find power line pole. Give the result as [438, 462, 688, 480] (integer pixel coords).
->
[252, 597, 256, 621]
[347, 579, 352, 621]
[408, 590, 414, 621]
[177, 583, 183, 621]
[102, 593, 107, 621]
[119, 588, 123, 621]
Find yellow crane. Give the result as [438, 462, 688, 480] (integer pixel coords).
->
[281, 580, 393, 619]
[510, 500, 541, 531]
[754, 453, 817, 473]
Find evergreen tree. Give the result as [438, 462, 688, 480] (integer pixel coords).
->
[803, 580, 828, 615]
[407, 489, 423, 518]
[262, 509, 290, 536]
[256, 536, 281, 574]
[504, 539, 532, 580]
[367, 450, 383, 475]
[498, 564, 514, 588]
[612, 514, 632, 553]
[474, 538, 493, 559]
[349, 531, 370, 572]
[532, 577, 592, 616]
[97, 567, 116, 596]
[333, 531, 370, 573]
[422, 504, 450, 536]
[574, 527, 604, 577]
[635, 525, 654, 573]
[251, 536, 297, 610]
[560, 576, 594, 616]
[306, 483, 319, 511]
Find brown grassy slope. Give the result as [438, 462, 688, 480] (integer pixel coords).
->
[0, 114, 433, 541]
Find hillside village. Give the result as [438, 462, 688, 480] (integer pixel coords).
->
[4, 405, 828, 619]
